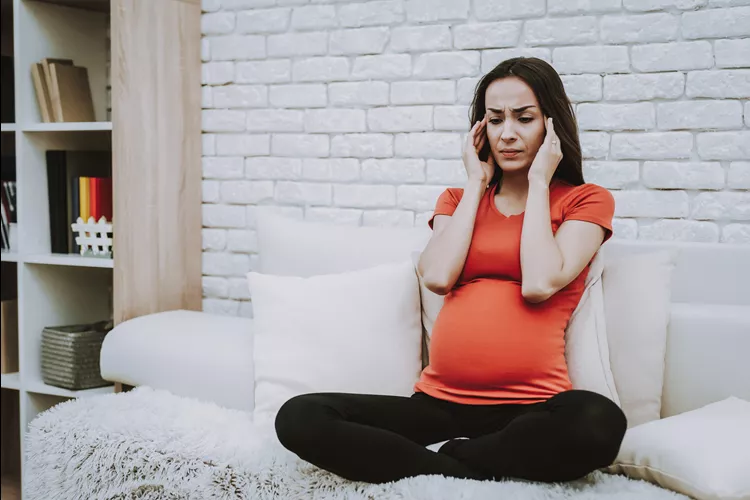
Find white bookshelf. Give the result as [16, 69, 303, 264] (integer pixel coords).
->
[1, 1, 114, 498]
[2, 0, 201, 497]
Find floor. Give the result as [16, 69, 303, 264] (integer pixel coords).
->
[1, 475, 21, 500]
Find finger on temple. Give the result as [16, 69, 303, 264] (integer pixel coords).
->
[476, 131, 486, 147]
[474, 128, 483, 146]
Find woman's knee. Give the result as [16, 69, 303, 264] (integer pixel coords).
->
[567, 391, 627, 463]
[275, 394, 327, 452]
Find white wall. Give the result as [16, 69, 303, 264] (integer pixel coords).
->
[200, 0, 750, 316]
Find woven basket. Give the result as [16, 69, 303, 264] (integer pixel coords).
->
[41, 320, 113, 390]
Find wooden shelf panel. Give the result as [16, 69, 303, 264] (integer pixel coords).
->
[24, 253, 113, 268]
[0, 373, 20, 391]
[22, 121, 112, 132]
[0, 123, 15, 132]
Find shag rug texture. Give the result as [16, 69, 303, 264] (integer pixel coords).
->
[25, 387, 689, 500]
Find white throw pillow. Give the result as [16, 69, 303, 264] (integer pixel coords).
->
[602, 250, 675, 427]
[413, 249, 621, 405]
[256, 207, 431, 277]
[608, 396, 750, 500]
[247, 260, 424, 423]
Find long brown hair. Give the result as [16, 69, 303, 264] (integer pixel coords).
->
[470, 57, 584, 187]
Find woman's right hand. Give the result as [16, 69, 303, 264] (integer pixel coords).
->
[463, 116, 495, 186]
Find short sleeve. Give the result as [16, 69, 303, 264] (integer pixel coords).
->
[427, 188, 463, 229]
[563, 184, 615, 243]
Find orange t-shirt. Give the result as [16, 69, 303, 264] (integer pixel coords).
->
[414, 179, 615, 405]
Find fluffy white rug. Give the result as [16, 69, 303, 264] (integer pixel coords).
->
[25, 387, 688, 500]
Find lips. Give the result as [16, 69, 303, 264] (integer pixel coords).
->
[500, 150, 522, 158]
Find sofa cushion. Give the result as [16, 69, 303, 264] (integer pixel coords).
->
[100, 310, 255, 412]
[256, 207, 431, 277]
[608, 396, 750, 500]
[602, 249, 675, 428]
[662, 304, 750, 418]
[602, 240, 749, 306]
[247, 261, 423, 423]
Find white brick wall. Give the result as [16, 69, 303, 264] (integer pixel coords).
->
[202, 0, 750, 315]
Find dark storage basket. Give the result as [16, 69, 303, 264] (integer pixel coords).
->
[41, 320, 113, 390]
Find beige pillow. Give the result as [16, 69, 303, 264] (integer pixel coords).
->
[413, 250, 621, 405]
[247, 260, 423, 423]
[564, 251, 621, 405]
[602, 250, 676, 427]
[608, 396, 750, 500]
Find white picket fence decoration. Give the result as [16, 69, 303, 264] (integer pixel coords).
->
[71, 216, 113, 257]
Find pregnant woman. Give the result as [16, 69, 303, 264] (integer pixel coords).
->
[275, 56, 627, 485]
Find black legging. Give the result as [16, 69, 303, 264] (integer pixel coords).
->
[275, 389, 626, 484]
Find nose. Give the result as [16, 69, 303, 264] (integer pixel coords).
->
[500, 121, 518, 143]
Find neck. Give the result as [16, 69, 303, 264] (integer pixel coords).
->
[497, 168, 531, 200]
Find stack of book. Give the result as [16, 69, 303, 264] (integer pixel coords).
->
[31, 57, 95, 123]
[1, 157, 16, 252]
[46, 150, 112, 254]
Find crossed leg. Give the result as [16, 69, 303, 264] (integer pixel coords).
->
[439, 390, 627, 483]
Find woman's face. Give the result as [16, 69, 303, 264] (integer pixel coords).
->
[484, 76, 546, 172]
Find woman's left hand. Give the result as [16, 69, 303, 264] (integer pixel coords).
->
[528, 117, 563, 185]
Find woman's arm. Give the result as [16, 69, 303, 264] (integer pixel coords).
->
[418, 118, 495, 295]
[418, 180, 485, 295]
[520, 180, 605, 303]
[520, 118, 607, 303]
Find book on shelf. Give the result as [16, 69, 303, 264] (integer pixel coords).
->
[1, 155, 15, 252]
[32, 57, 95, 123]
[46, 150, 112, 254]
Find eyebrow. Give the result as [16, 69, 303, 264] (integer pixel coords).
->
[487, 105, 537, 113]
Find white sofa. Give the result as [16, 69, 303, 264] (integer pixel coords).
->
[82, 218, 748, 500]
[22, 208, 749, 500]
[100, 234, 750, 422]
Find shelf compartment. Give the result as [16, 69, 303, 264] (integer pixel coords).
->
[21, 265, 112, 390]
[17, 0, 109, 125]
